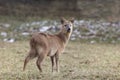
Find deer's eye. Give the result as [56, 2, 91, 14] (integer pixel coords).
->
[64, 24, 70, 28]
[64, 25, 67, 27]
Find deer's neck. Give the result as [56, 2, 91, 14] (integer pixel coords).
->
[56, 31, 71, 44]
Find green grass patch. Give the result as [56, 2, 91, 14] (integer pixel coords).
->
[1, 41, 120, 80]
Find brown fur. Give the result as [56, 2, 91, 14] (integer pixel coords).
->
[23, 18, 74, 72]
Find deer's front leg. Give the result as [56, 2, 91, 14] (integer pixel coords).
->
[55, 53, 59, 72]
[50, 56, 55, 72]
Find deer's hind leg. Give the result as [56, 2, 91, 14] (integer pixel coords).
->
[36, 48, 48, 72]
[23, 49, 37, 71]
[36, 53, 46, 72]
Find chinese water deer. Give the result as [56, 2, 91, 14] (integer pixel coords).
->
[23, 18, 74, 72]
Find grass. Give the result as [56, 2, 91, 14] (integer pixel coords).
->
[1, 41, 120, 80]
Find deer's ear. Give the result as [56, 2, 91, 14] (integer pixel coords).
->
[69, 17, 74, 23]
[61, 17, 66, 24]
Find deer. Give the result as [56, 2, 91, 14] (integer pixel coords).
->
[23, 17, 74, 72]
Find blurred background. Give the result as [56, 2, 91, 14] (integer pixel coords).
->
[0, 0, 120, 43]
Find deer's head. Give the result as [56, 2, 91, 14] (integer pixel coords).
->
[60, 17, 74, 35]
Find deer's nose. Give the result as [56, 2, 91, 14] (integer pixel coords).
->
[67, 27, 71, 32]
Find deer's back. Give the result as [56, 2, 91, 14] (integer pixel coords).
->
[30, 32, 65, 56]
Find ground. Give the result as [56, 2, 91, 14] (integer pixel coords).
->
[0, 41, 120, 80]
